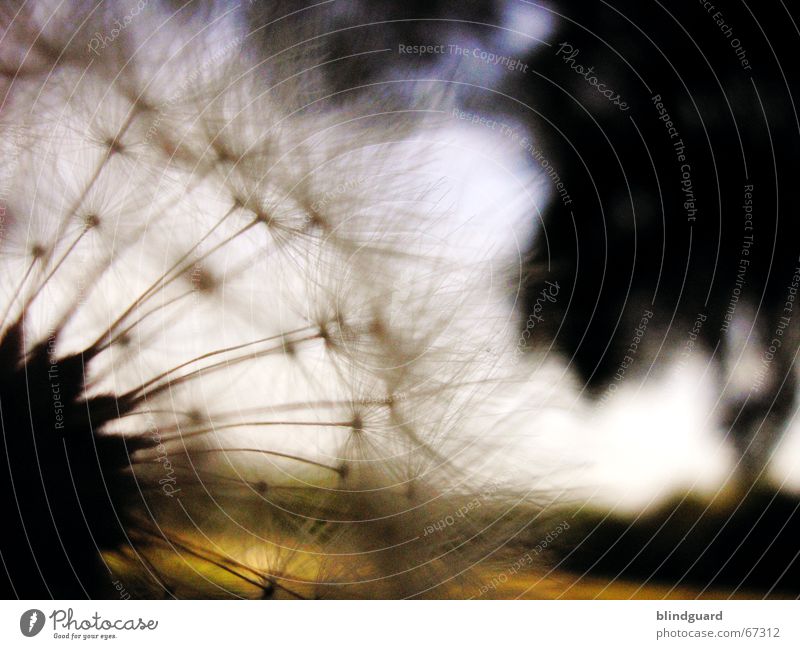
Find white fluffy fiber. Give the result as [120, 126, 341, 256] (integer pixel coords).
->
[0, 0, 567, 597]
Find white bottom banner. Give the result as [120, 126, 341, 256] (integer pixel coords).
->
[0, 600, 797, 648]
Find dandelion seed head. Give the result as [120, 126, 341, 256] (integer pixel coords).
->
[0, 0, 557, 598]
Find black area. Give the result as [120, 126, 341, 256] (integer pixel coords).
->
[517, 1, 800, 473]
[558, 490, 800, 596]
[0, 319, 143, 598]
